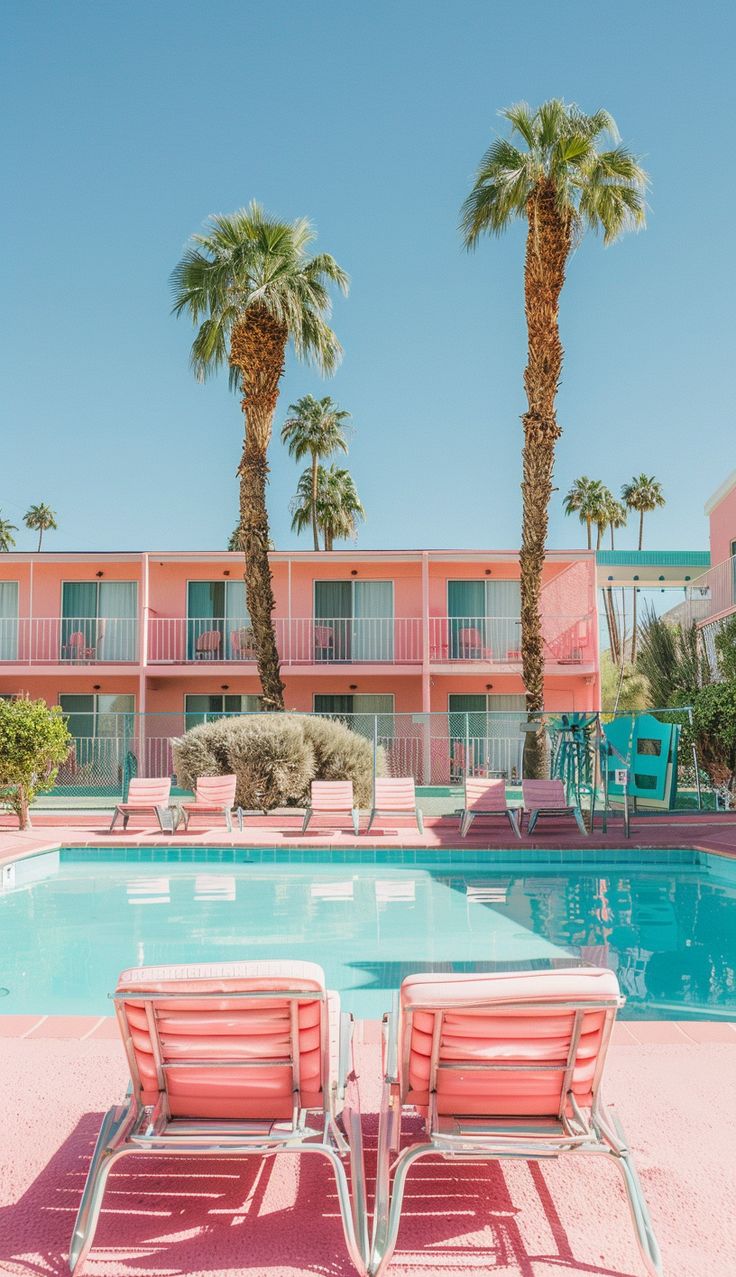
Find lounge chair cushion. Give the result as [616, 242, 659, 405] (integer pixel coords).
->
[117, 960, 332, 1119]
[400, 967, 620, 1116]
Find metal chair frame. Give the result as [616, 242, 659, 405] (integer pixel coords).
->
[371, 990, 662, 1277]
[70, 985, 369, 1275]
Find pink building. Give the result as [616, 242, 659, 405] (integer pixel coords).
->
[689, 471, 736, 669]
[0, 548, 599, 784]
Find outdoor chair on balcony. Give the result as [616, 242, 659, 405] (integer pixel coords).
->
[230, 627, 255, 660]
[109, 777, 172, 831]
[69, 961, 368, 1275]
[195, 629, 222, 660]
[457, 626, 484, 659]
[459, 777, 520, 838]
[371, 966, 661, 1277]
[302, 780, 360, 835]
[63, 630, 96, 662]
[367, 778, 424, 834]
[314, 623, 335, 662]
[521, 779, 587, 836]
[180, 774, 238, 832]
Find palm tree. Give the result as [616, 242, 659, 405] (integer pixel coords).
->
[281, 395, 351, 549]
[563, 476, 606, 549]
[621, 474, 665, 662]
[24, 503, 58, 551]
[603, 494, 628, 665]
[461, 100, 647, 776]
[172, 203, 348, 710]
[0, 516, 17, 553]
[290, 464, 365, 549]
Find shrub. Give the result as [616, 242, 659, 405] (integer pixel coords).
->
[691, 679, 736, 795]
[172, 714, 382, 811]
[0, 697, 72, 829]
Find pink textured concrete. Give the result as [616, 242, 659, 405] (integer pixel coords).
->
[3, 811, 736, 867]
[1, 1030, 735, 1276]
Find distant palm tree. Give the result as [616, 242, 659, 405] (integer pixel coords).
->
[461, 99, 647, 776]
[604, 495, 628, 665]
[621, 474, 665, 662]
[563, 477, 607, 550]
[0, 516, 17, 553]
[172, 202, 348, 709]
[290, 464, 365, 550]
[281, 395, 351, 549]
[24, 503, 58, 551]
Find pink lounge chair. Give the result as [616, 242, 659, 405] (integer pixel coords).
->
[460, 777, 520, 838]
[195, 629, 222, 659]
[180, 774, 237, 832]
[522, 779, 587, 836]
[367, 778, 423, 834]
[372, 967, 662, 1277]
[109, 777, 172, 831]
[302, 780, 360, 835]
[69, 961, 368, 1274]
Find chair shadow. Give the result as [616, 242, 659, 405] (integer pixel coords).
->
[360, 1112, 641, 1277]
[0, 1111, 358, 1276]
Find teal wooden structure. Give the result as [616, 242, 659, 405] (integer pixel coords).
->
[603, 714, 680, 809]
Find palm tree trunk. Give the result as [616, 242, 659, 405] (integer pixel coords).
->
[310, 453, 320, 551]
[232, 308, 286, 711]
[520, 182, 571, 778]
[630, 510, 645, 664]
[606, 524, 620, 666]
[586, 520, 592, 550]
[37, 529, 42, 552]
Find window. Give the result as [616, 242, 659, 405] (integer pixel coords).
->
[448, 693, 526, 778]
[59, 694, 136, 740]
[313, 693, 395, 739]
[314, 580, 394, 661]
[447, 580, 521, 660]
[187, 581, 251, 660]
[184, 693, 261, 727]
[61, 581, 137, 661]
[0, 581, 19, 661]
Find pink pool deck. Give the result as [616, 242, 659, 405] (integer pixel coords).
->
[0, 1016, 735, 1277]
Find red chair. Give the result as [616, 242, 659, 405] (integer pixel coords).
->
[195, 630, 222, 660]
[314, 623, 334, 661]
[64, 630, 96, 661]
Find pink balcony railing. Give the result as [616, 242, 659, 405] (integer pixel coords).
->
[687, 556, 736, 625]
[146, 617, 423, 665]
[0, 617, 138, 664]
[428, 614, 595, 664]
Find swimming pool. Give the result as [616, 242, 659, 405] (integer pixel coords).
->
[1, 847, 735, 1020]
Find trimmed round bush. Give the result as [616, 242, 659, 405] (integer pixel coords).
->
[172, 714, 382, 811]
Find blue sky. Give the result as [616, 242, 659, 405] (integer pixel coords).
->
[2, 0, 734, 555]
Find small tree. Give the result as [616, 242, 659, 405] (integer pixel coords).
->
[0, 697, 71, 829]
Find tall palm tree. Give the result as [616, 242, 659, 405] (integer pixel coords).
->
[461, 100, 647, 775]
[290, 464, 365, 549]
[603, 494, 628, 665]
[563, 476, 606, 549]
[0, 516, 17, 553]
[621, 474, 665, 662]
[172, 203, 348, 710]
[24, 503, 58, 551]
[281, 395, 351, 549]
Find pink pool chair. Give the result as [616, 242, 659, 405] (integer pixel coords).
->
[195, 629, 222, 659]
[522, 779, 587, 836]
[459, 777, 520, 838]
[367, 778, 423, 834]
[180, 774, 237, 832]
[371, 966, 661, 1277]
[69, 961, 368, 1274]
[109, 777, 172, 831]
[302, 780, 360, 835]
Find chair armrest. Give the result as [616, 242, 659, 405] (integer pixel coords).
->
[337, 1010, 355, 1102]
[383, 991, 400, 1084]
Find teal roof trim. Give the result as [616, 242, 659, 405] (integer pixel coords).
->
[596, 550, 710, 567]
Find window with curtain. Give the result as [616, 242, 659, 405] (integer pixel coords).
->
[184, 693, 260, 727]
[0, 581, 19, 661]
[187, 581, 251, 660]
[448, 693, 525, 777]
[61, 581, 137, 661]
[314, 580, 394, 661]
[313, 692, 395, 739]
[59, 693, 135, 740]
[447, 580, 521, 659]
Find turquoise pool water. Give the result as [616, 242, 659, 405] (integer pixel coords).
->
[1, 848, 735, 1020]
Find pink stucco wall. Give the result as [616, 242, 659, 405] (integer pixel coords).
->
[709, 481, 736, 567]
